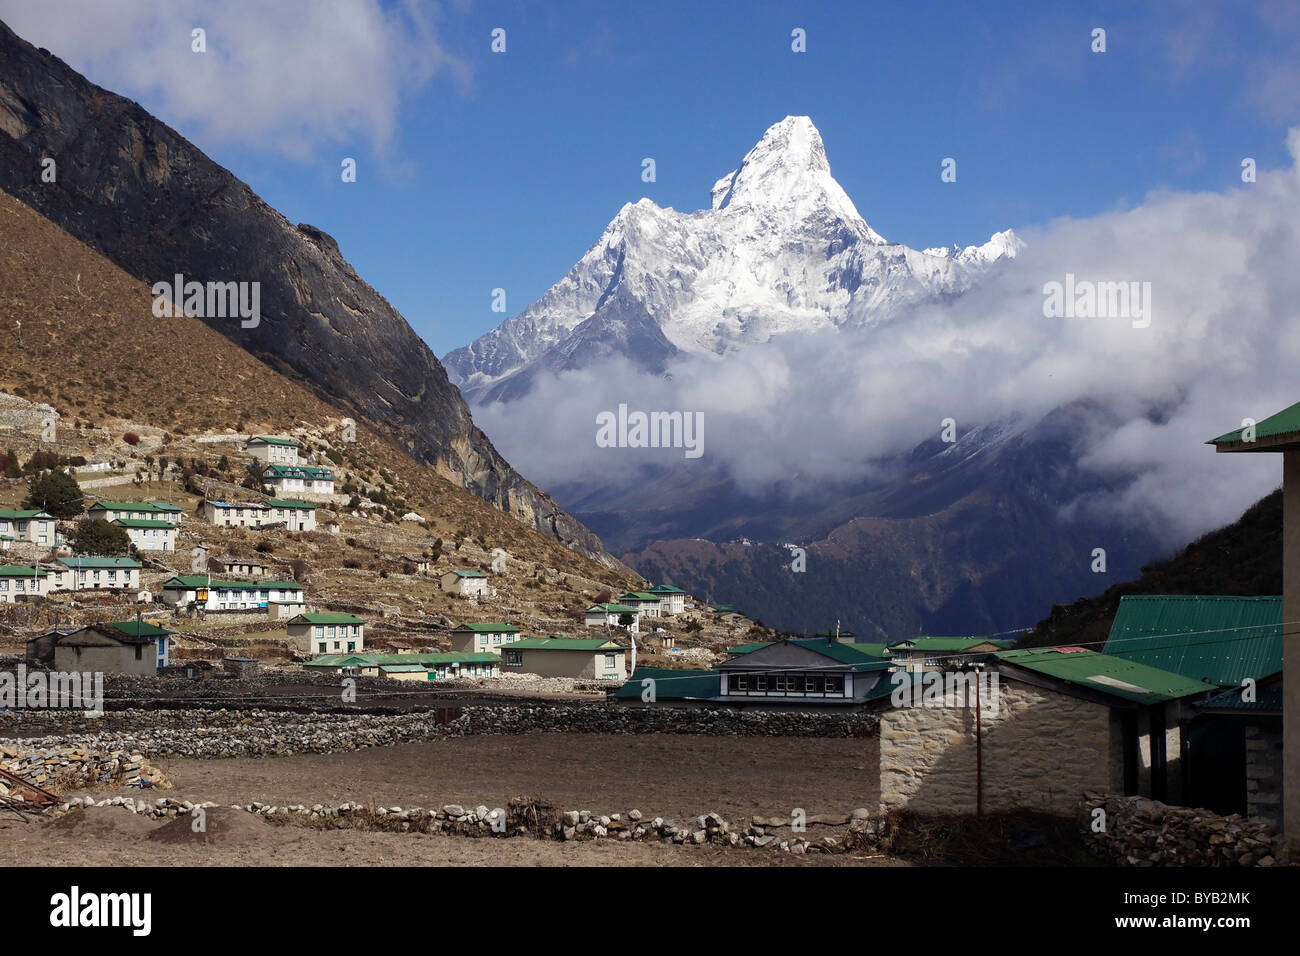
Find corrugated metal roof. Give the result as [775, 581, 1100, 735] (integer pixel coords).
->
[501, 637, 621, 651]
[997, 648, 1215, 703]
[1208, 400, 1300, 448]
[1196, 683, 1283, 713]
[1103, 595, 1282, 688]
[612, 667, 720, 700]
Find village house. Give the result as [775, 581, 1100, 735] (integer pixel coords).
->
[646, 583, 687, 615]
[261, 463, 335, 497]
[199, 499, 317, 531]
[400, 554, 430, 574]
[245, 435, 301, 465]
[159, 575, 306, 613]
[449, 621, 521, 654]
[87, 501, 182, 524]
[45, 556, 141, 592]
[619, 591, 663, 619]
[0, 508, 55, 544]
[208, 556, 268, 578]
[887, 637, 1006, 672]
[440, 568, 490, 597]
[0, 564, 48, 602]
[584, 602, 640, 632]
[28, 619, 172, 674]
[113, 517, 176, 551]
[499, 636, 628, 681]
[303, 651, 500, 680]
[716, 637, 891, 704]
[287, 612, 365, 654]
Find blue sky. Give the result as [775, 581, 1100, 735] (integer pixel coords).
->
[6, 0, 1299, 355]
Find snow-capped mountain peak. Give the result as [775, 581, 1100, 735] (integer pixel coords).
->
[444, 117, 1021, 404]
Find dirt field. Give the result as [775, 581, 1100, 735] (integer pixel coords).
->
[1, 733, 888, 867]
[151, 732, 880, 820]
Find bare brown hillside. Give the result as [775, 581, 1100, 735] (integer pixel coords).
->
[0, 185, 637, 592]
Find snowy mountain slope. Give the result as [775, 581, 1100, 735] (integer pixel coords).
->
[444, 116, 1023, 403]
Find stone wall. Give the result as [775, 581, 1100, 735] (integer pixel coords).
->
[1081, 792, 1282, 866]
[880, 678, 1118, 815]
[0, 744, 168, 800]
[3, 703, 879, 759]
[1246, 720, 1283, 825]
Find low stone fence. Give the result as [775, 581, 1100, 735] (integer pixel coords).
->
[2, 704, 879, 759]
[52, 795, 874, 855]
[0, 745, 168, 799]
[1080, 792, 1283, 866]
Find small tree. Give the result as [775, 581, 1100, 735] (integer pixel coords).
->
[3, 449, 21, 478]
[123, 432, 140, 446]
[24, 469, 84, 518]
[69, 518, 132, 556]
[618, 613, 636, 629]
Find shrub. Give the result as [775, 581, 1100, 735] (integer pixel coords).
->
[123, 432, 140, 446]
[255, 541, 274, 554]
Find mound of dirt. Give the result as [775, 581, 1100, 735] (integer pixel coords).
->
[146, 807, 273, 845]
[47, 806, 158, 839]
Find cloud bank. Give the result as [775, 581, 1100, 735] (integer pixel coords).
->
[475, 128, 1300, 547]
[0, 0, 467, 159]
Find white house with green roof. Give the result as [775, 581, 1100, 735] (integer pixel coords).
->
[46, 556, 142, 592]
[619, 591, 663, 619]
[261, 463, 334, 497]
[160, 575, 305, 612]
[584, 602, 640, 633]
[245, 435, 301, 465]
[0, 564, 48, 602]
[450, 621, 521, 654]
[440, 568, 490, 597]
[499, 636, 628, 681]
[87, 501, 182, 524]
[199, 498, 317, 531]
[0, 508, 55, 544]
[112, 517, 176, 551]
[287, 612, 365, 654]
[303, 651, 500, 680]
[646, 584, 687, 615]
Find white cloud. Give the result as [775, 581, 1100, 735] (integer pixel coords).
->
[475, 128, 1300, 547]
[0, 0, 468, 159]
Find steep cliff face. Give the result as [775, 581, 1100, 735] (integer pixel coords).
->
[0, 20, 611, 563]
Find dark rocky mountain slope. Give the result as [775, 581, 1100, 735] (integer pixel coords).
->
[0, 19, 612, 564]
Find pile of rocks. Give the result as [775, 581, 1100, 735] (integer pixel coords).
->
[49, 796, 877, 855]
[1080, 792, 1283, 866]
[4, 703, 878, 760]
[0, 744, 168, 797]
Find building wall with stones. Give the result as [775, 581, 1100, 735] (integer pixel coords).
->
[879, 677, 1124, 816]
[1246, 719, 1283, 825]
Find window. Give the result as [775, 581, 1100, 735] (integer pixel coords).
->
[754, 676, 767, 692]
[604, 653, 617, 669]
[318, 642, 327, 653]
[732, 675, 748, 693]
[504, 650, 522, 666]
[825, 675, 844, 695]
[347, 642, 355, 652]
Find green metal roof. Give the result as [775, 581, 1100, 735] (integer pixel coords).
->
[0, 565, 46, 577]
[451, 622, 520, 632]
[163, 575, 302, 590]
[501, 637, 622, 651]
[289, 612, 364, 625]
[248, 435, 301, 446]
[56, 556, 142, 569]
[620, 591, 662, 602]
[377, 664, 427, 673]
[445, 568, 487, 578]
[0, 508, 52, 519]
[890, 637, 1001, 652]
[725, 641, 771, 655]
[89, 501, 166, 512]
[646, 584, 686, 594]
[612, 667, 721, 700]
[721, 638, 889, 672]
[1208, 400, 1300, 450]
[997, 647, 1216, 703]
[263, 464, 333, 478]
[113, 518, 175, 529]
[588, 603, 636, 613]
[264, 499, 314, 509]
[1103, 595, 1282, 688]
[1196, 682, 1283, 714]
